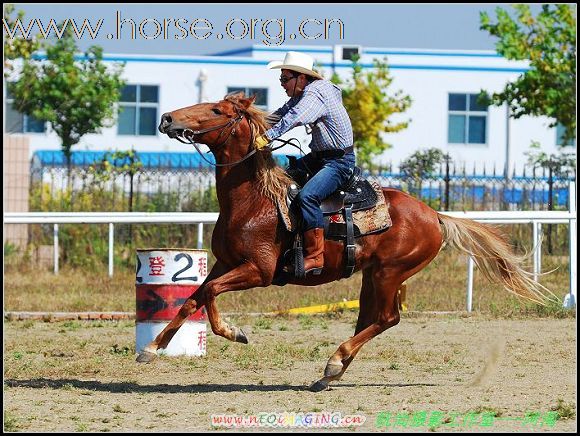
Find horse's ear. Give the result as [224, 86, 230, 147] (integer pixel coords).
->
[238, 94, 256, 110]
[225, 90, 245, 100]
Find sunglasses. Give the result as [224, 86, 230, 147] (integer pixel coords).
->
[279, 74, 298, 84]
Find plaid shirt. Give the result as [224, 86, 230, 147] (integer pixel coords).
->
[265, 80, 353, 152]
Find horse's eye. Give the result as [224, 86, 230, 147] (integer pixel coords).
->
[212, 108, 222, 115]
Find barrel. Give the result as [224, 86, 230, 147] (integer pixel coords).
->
[135, 248, 208, 356]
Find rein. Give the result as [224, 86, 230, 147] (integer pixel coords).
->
[176, 112, 259, 168]
[172, 107, 305, 168]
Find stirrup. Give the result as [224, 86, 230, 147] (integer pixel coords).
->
[282, 264, 322, 277]
[304, 267, 323, 276]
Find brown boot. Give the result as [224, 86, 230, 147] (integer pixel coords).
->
[303, 228, 325, 275]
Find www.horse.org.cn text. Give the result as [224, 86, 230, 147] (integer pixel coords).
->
[3, 12, 345, 46]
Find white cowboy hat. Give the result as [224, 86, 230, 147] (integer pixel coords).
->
[267, 51, 324, 80]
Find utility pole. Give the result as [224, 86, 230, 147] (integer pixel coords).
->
[197, 69, 208, 103]
[504, 103, 511, 180]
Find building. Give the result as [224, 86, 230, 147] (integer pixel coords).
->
[4, 44, 572, 174]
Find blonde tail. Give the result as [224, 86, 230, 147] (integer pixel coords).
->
[438, 213, 559, 305]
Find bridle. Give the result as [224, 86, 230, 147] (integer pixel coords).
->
[171, 103, 304, 167]
[173, 107, 258, 168]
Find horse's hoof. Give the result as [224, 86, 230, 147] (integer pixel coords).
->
[136, 350, 157, 363]
[233, 326, 249, 344]
[324, 362, 343, 378]
[308, 379, 330, 392]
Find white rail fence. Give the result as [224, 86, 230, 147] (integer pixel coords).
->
[4, 184, 576, 311]
[3, 212, 219, 277]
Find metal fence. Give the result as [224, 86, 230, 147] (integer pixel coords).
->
[4, 207, 577, 311]
[30, 157, 575, 213]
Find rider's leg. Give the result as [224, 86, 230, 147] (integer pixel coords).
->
[295, 154, 355, 274]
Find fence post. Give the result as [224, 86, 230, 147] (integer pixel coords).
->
[197, 223, 204, 249]
[564, 181, 576, 308]
[53, 223, 59, 274]
[466, 256, 474, 312]
[533, 221, 542, 282]
[547, 164, 554, 253]
[109, 223, 114, 278]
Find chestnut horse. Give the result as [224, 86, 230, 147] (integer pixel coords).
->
[137, 92, 555, 391]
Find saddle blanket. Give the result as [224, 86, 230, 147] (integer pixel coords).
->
[277, 180, 392, 239]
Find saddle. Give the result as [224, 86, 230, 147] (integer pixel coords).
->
[287, 166, 378, 218]
[276, 158, 392, 281]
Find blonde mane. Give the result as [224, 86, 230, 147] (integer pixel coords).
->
[224, 92, 293, 204]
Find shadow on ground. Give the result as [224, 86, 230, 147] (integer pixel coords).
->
[5, 378, 437, 393]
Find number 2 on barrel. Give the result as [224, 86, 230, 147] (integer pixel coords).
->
[172, 253, 198, 282]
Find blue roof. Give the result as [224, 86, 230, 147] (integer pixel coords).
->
[31, 150, 292, 169]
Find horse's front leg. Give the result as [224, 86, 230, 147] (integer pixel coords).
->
[136, 262, 226, 363]
[204, 261, 268, 344]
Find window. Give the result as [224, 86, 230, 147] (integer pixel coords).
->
[448, 93, 488, 144]
[118, 85, 159, 136]
[556, 123, 575, 147]
[341, 46, 361, 61]
[5, 87, 46, 133]
[227, 87, 268, 110]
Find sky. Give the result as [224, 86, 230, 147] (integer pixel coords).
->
[6, 3, 547, 55]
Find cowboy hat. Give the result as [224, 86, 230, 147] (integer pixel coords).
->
[267, 51, 324, 80]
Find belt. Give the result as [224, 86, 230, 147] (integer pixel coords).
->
[311, 146, 354, 159]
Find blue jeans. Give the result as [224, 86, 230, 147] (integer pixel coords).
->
[293, 151, 356, 230]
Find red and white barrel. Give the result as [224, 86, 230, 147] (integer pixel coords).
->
[135, 249, 208, 356]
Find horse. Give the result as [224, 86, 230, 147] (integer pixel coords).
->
[137, 92, 556, 392]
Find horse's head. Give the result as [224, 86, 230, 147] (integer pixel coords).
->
[159, 92, 291, 198]
[158, 92, 263, 155]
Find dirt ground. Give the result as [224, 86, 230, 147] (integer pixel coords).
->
[3, 312, 577, 432]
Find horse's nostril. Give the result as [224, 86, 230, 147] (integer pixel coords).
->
[161, 113, 172, 125]
[159, 113, 174, 134]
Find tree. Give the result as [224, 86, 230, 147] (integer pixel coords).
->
[525, 141, 575, 253]
[332, 55, 412, 169]
[479, 4, 576, 143]
[399, 148, 449, 202]
[6, 25, 126, 174]
[3, 4, 40, 73]
[90, 150, 143, 211]
[525, 142, 576, 180]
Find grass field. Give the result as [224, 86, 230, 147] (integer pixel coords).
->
[4, 313, 577, 432]
[4, 230, 576, 432]
[3, 247, 573, 318]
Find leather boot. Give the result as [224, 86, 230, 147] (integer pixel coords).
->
[303, 228, 325, 275]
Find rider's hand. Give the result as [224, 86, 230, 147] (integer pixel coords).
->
[254, 134, 270, 150]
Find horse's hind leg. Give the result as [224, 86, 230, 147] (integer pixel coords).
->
[309, 266, 402, 392]
[309, 267, 378, 391]
[136, 263, 225, 363]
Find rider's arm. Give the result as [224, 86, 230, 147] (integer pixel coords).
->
[264, 97, 297, 128]
[265, 112, 282, 127]
[268, 96, 298, 120]
[264, 90, 326, 141]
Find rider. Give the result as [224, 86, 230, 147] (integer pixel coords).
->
[255, 51, 355, 275]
